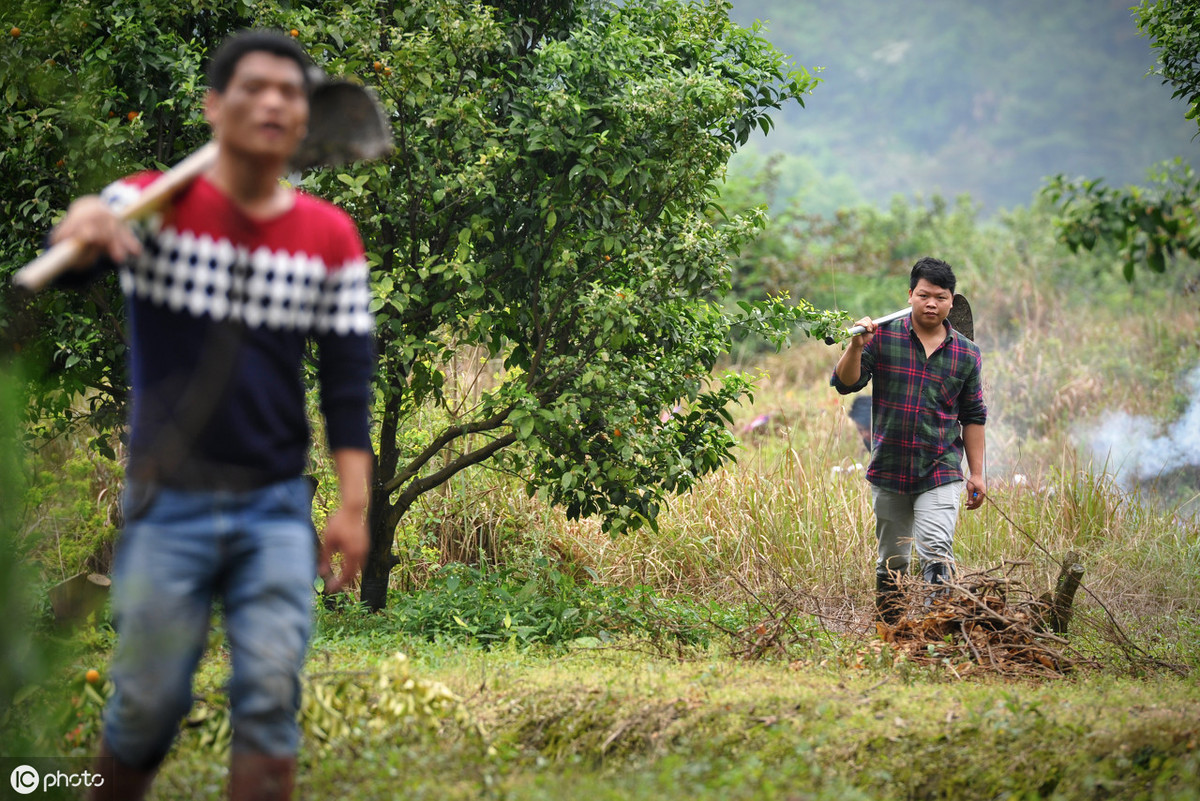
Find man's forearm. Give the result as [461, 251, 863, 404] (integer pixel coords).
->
[834, 343, 864, 387]
[331, 448, 372, 512]
[963, 424, 985, 479]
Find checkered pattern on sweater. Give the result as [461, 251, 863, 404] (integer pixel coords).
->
[103, 177, 373, 336]
[96, 172, 376, 488]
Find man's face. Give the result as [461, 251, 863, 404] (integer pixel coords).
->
[908, 278, 953, 330]
[204, 51, 308, 163]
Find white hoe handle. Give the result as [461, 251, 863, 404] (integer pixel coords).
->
[846, 307, 912, 337]
[825, 307, 912, 345]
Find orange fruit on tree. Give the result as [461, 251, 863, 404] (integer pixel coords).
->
[10, 27, 19, 37]
[85, 669, 100, 684]
[289, 29, 299, 37]
[127, 111, 139, 121]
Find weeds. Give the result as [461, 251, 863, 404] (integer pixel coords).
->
[315, 561, 760, 655]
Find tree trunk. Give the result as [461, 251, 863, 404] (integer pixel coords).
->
[360, 476, 401, 612]
[1036, 551, 1085, 635]
[360, 394, 402, 611]
[49, 572, 111, 626]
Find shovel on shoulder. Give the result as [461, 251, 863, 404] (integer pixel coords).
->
[12, 77, 392, 292]
[825, 294, 974, 344]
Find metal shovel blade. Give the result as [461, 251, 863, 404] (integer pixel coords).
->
[291, 80, 393, 170]
[948, 293, 973, 341]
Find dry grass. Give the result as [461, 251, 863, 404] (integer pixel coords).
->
[348, 264, 1200, 671]
[506, 279, 1200, 669]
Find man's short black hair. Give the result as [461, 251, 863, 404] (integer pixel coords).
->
[207, 29, 312, 94]
[909, 256, 956, 294]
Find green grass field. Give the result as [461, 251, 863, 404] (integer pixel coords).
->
[4, 201, 1200, 798]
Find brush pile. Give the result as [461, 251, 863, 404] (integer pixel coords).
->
[723, 557, 1183, 678]
[878, 567, 1077, 678]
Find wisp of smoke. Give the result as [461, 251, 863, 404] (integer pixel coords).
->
[1082, 366, 1200, 486]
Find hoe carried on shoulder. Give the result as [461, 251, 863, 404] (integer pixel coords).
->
[825, 294, 974, 344]
[13, 76, 392, 293]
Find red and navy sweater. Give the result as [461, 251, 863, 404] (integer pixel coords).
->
[96, 173, 375, 490]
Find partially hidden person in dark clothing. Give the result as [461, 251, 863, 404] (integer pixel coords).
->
[45, 30, 375, 800]
[830, 257, 987, 625]
[847, 395, 872, 452]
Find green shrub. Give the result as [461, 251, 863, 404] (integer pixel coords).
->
[316, 561, 760, 652]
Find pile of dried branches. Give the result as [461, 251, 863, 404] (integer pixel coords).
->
[877, 567, 1080, 678]
[705, 552, 1186, 678]
[720, 562, 1102, 678]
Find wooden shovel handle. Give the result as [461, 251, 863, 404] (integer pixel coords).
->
[846, 307, 912, 337]
[13, 142, 219, 292]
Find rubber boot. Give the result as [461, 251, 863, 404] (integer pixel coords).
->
[874, 571, 903, 626]
[86, 741, 156, 801]
[923, 560, 953, 606]
[229, 752, 297, 801]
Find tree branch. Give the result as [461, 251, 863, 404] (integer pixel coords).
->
[396, 431, 519, 507]
[381, 407, 514, 495]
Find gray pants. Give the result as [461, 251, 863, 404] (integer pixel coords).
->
[871, 481, 962, 582]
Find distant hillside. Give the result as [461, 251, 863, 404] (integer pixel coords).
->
[727, 0, 1199, 214]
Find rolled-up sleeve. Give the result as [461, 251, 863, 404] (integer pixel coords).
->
[830, 345, 874, 394]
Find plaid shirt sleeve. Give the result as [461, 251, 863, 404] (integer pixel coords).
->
[830, 319, 986, 494]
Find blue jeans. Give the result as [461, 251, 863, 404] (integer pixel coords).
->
[871, 481, 962, 581]
[103, 478, 316, 770]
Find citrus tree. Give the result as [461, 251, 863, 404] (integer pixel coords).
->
[276, 0, 833, 608]
[1137, 0, 1200, 130]
[1, 0, 836, 611]
[1, 0, 254, 449]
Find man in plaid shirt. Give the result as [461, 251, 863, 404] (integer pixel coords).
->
[831, 257, 987, 624]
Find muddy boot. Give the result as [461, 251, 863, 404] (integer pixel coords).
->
[875, 571, 903, 626]
[229, 752, 297, 801]
[86, 741, 157, 801]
